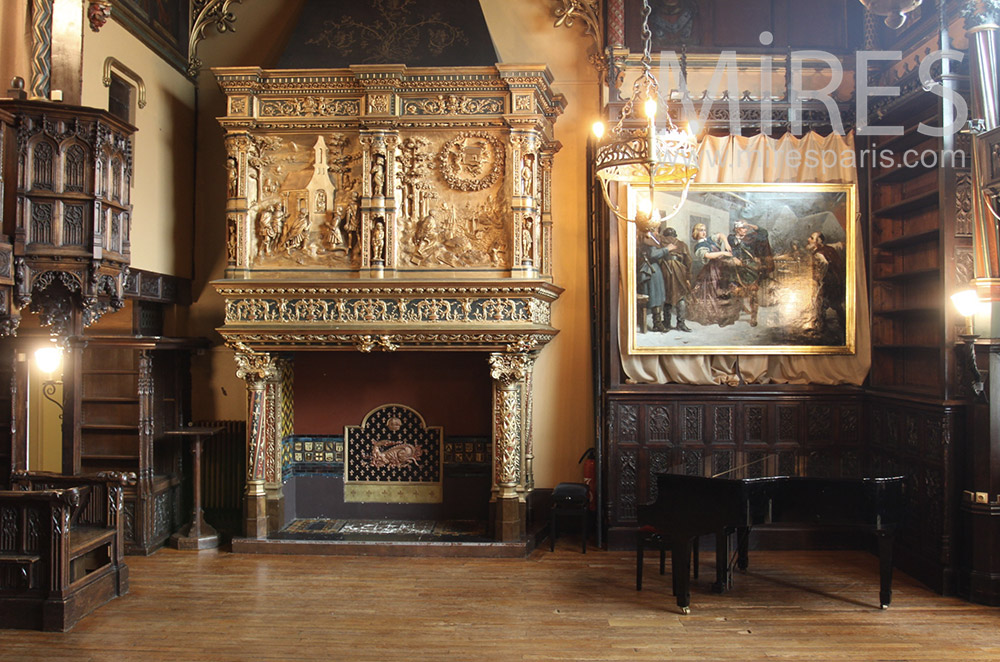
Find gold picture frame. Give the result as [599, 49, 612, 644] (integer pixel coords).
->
[625, 183, 856, 355]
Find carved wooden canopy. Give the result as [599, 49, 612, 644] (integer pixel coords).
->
[213, 64, 566, 352]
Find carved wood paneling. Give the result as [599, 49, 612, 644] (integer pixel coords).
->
[606, 390, 874, 548]
[866, 396, 959, 594]
[647, 404, 671, 444]
[713, 405, 734, 443]
[777, 404, 798, 442]
[682, 405, 703, 442]
[745, 405, 765, 443]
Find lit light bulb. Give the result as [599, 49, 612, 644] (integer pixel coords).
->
[637, 195, 653, 217]
[644, 98, 657, 119]
[592, 121, 605, 139]
[35, 346, 62, 375]
[951, 289, 980, 318]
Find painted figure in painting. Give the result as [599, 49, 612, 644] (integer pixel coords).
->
[686, 222, 741, 328]
[656, 226, 692, 332]
[727, 220, 774, 327]
[807, 231, 846, 334]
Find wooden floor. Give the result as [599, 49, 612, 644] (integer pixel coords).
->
[2, 545, 998, 661]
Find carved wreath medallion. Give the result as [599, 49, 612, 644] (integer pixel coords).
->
[438, 131, 504, 192]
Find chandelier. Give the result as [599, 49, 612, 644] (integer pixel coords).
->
[592, 0, 699, 233]
[859, 0, 922, 29]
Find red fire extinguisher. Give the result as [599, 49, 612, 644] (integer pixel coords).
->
[579, 448, 596, 511]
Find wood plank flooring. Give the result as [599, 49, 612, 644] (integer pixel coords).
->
[2, 546, 998, 661]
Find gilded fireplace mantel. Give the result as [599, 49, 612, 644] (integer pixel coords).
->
[214, 277, 563, 352]
[213, 63, 566, 544]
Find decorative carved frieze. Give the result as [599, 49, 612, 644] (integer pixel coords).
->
[259, 97, 361, 118]
[220, 331, 557, 352]
[403, 96, 504, 115]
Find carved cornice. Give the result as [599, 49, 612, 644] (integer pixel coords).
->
[216, 280, 562, 332]
[213, 65, 566, 118]
[219, 331, 556, 353]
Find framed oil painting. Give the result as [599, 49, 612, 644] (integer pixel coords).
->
[625, 183, 856, 355]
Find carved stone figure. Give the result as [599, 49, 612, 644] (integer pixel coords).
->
[226, 157, 238, 198]
[344, 191, 360, 252]
[320, 205, 345, 250]
[281, 206, 308, 254]
[371, 154, 385, 196]
[372, 219, 386, 262]
[522, 216, 534, 263]
[520, 156, 533, 196]
[256, 203, 282, 257]
[414, 209, 439, 258]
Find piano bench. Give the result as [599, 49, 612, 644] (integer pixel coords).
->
[636, 527, 700, 591]
[550, 482, 589, 553]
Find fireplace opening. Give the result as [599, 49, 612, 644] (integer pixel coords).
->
[279, 351, 493, 538]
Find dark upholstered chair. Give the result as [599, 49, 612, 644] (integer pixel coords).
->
[550, 482, 589, 553]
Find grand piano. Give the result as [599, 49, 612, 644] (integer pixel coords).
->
[636, 473, 905, 613]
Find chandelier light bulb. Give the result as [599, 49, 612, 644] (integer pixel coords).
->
[644, 98, 657, 119]
[637, 194, 653, 217]
[592, 121, 605, 139]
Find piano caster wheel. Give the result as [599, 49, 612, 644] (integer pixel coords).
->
[680, 606, 691, 615]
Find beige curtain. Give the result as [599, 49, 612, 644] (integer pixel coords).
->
[618, 131, 871, 385]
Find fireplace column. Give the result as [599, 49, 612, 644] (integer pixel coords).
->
[264, 356, 291, 532]
[489, 350, 537, 541]
[233, 344, 278, 539]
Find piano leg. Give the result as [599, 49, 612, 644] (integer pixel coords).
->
[877, 531, 895, 608]
[636, 531, 645, 591]
[672, 540, 693, 613]
[712, 531, 729, 593]
[692, 535, 699, 579]
[737, 526, 750, 571]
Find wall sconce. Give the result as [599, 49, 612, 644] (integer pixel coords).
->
[951, 289, 982, 336]
[34, 344, 64, 414]
[950, 289, 985, 401]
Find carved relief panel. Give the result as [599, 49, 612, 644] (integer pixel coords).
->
[215, 65, 565, 279]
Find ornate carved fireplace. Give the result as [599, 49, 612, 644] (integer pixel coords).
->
[213, 64, 565, 542]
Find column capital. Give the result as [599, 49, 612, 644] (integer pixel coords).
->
[489, 351, 535, 386]
[230, 341, 278, 385]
